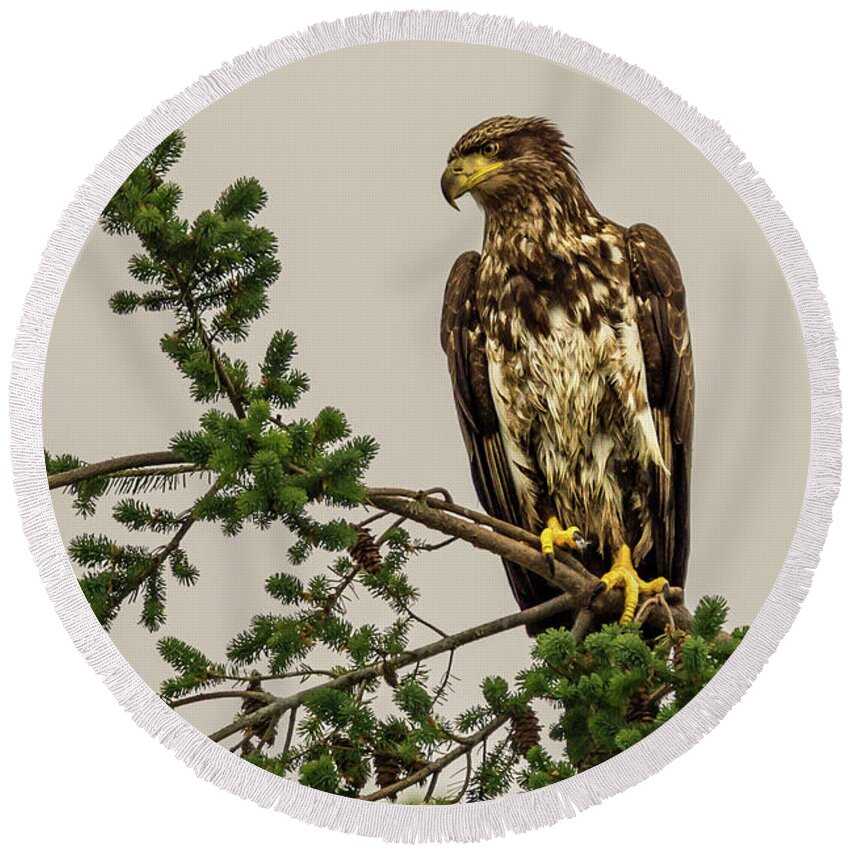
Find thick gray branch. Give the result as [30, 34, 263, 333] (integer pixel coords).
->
[48, 451, 185, 489]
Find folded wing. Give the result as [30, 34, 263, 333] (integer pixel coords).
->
[441, 251, 568, 631]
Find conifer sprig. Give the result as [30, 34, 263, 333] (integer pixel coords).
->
[50, 131, 378, 631]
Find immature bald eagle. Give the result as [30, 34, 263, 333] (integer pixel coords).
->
[440, 117, 694, 633]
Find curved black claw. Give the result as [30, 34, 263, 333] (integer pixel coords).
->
[590, 580, 606, 602]
[663, 582, 672, 602]
[545, 551, 556, 576]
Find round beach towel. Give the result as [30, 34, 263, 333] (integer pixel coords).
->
[10, 12, 839, 842]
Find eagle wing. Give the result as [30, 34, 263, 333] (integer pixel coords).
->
[441, 251, 565, 627]
[626, 224, 694, 589]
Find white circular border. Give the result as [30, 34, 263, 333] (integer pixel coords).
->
[9, 10, 841, 842]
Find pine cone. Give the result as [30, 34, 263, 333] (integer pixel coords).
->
[239, 673, 277, 748]
[626, 687, 655, 724]
[406, 752, 429, 784]
[349, 526, 383, 575]
[382, 661, 399, 688]
[373, 750, 402, 795]
[672, 634, 686, 672]
[512, 708, 541, 754]
[240, 673, 266, 715]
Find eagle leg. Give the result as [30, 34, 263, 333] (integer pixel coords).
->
[540, 516, 588, 575]
[591, 544, 670, 624]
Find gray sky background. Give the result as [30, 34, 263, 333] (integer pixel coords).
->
[44, 42, 809, 786]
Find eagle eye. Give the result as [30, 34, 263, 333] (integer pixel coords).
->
[481, 141, 499, 157]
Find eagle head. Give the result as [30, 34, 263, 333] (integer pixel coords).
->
[441, 116, 575, 210]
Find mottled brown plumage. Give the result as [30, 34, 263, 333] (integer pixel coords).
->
[440, 117, 694, 633]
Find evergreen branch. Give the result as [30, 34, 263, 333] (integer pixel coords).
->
[361, 713, 510, 802]
[167, 262, 247, 419]
[208, 593, 576, 743]
[109, 478, 222, 618]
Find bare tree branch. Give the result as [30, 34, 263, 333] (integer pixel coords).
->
[48, 451, 186, 489]
[446, 751, 474, 804]
[167, 689, 276, 709]
[281, 708, 298, 762]
[570, 607, 596, 643]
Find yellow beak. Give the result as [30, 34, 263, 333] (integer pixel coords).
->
[441, 154, 504, 209]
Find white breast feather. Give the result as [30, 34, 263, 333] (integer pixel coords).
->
[484, 291, 667, 549]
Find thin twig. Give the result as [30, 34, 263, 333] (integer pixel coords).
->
[423, 772, 439, 804]
[431, 648, 456, 707]
[166, 689, 275, 709]
[135, 477, 222, 586]
[281, 708, 298, 763]
[418, 487, 455, 503]
[322, 562, 363, 615]
[658, 593, 677, 631]
[647, 683, 674, 704]
[353, 510, 392, 529]
[375, 515, 407, 546]
[168, 261, 246, 419]
[413, 536, 459, 552]
[446, 751, 474, 804]
[401, 604, 448, 639]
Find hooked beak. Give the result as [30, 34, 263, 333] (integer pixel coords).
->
[440, 165, 461, 210]
[441, 155, 504, 210]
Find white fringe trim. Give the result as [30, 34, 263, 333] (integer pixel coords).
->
[8, 10, 841, 843]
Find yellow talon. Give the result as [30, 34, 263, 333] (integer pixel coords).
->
[544, 517, 586, 550]
[540, 526, 556, 558]
[540, 517, 587, 575]
[595, 544, 669, 625]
